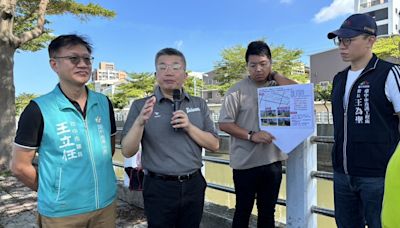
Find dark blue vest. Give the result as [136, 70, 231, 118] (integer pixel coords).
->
[331, 54, 400, 177]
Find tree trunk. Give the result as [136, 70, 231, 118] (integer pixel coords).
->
[0, 42, 17, 170]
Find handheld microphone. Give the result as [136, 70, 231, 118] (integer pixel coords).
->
[172, 89, 181, 131]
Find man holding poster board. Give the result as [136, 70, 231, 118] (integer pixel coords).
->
[218, 40, 296, 228]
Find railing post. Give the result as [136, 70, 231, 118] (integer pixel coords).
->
[286, 133, 317, 228]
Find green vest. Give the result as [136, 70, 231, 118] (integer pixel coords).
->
[382, 142, 400, 227]
[34, 85, 116, 217]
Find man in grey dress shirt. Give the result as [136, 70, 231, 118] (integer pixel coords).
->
[121, 48, 219, 228]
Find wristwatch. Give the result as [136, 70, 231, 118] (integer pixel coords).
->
[247, 131, 254, 141]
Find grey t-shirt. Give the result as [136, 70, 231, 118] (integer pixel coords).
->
[219, 77, 287, 170]
[122, 86, 218, 175]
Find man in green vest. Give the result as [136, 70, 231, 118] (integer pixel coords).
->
[10, 34, 117, 227]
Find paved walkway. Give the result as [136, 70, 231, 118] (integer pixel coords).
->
[0, 172, 147, 228]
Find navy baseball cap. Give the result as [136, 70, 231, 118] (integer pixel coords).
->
[327, 14, 377, 39]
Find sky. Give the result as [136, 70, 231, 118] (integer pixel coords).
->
[14, 0, 355, 95]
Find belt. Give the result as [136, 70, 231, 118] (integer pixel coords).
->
[147, 170, 199, 182]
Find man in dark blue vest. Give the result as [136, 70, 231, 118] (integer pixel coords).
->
[327, 14, 400, 228]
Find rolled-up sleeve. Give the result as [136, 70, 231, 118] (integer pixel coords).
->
[121, 101, 141, 142]
[219, 89, 240, 123]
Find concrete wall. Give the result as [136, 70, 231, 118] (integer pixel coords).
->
[317, 124, 334, 172]
[310, 48, 349, 84]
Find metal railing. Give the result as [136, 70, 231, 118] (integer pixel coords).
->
[202, 148, 335, 218]
[202, 155, 289, 207]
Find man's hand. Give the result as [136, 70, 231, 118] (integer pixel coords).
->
[122, 96, 156, 158]
[171, 110, 191, 131]
[136, 96, 156, 126]
[173, 110, 219, 152]
[250, 130, 275, 144]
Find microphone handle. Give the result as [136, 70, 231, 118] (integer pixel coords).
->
[173, 101, 179, 112]
[173, 101, 180, 131]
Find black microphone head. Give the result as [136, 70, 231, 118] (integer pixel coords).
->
[173, 89, 181, 101]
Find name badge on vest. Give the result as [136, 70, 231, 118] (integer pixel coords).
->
[95, 115, 108, 155]
[354, 81, 370, 124]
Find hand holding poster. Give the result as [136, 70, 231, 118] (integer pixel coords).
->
[257, 83, 315, 153]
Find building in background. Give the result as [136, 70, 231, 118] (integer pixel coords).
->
[201, 70, 224, 104]
[92, 62, 127, 95]
[310, 48, 348, 85]
[356, 0, 400, 36]
[291, 62, 307, 75]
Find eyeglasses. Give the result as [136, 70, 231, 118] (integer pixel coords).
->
[248, 61, 271, 70]
[156, 63, 183, 72]
[53, 56, 94, 65]
[333, 37, 358, 46]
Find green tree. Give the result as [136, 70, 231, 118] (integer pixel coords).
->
[109, 72, 155, 109]
[111, 72, 205, 109]
[214, 45, 247, 86]
[373, 35, 400, 60]
[109, 93, 129, 110]
[15, 93, 39, 116]
[117, 72, 156, 99]
[213, 42, 305, 95]
[86, 82, 95, 91]
[0, 0, 115, 167]
[314, 83, 333, 124]
[271, 45, 303, 76]
[290, 74, 310, 84]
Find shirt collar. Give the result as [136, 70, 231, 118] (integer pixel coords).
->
[154, 86, 191, 103]
[54, 84, 95, 114]
[343, 53, 379, 74]
[57, 83, 89, 103]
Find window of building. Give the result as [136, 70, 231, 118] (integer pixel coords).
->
[366, 8, 388, 21]
[377, 24, 389, 36]
[207, 92, 213, 99]
[360, 0, 388, 9]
